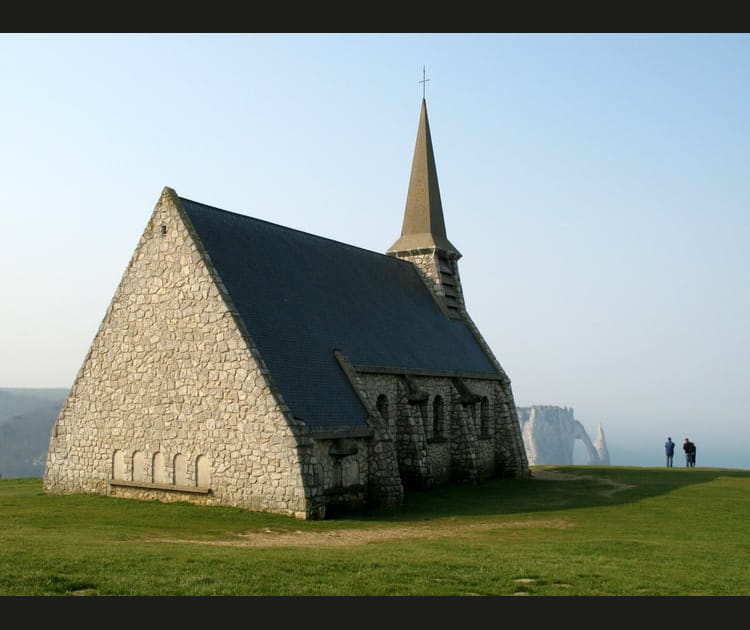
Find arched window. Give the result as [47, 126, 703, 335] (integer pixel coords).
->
[377, 394, 394, 432]
[153, 451, 166, 483]
[112, 450, 125, 480]
[480, 397, 491, 437]
[173, 453, 188, 486]
[132, 451, 146, 482]
[332, 460, 343, 488]
[432, 395, 445, 438]
[376, 394, 389, 420]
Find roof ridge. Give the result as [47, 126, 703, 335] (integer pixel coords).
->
[179, 196, 411, 265]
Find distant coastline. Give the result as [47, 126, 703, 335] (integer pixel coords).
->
[1, 387, 747, 478]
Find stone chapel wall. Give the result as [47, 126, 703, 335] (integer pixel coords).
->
[358, 373, 518, 489]
[44, 190, 312, 519]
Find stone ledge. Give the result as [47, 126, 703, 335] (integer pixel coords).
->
[109, 479, 212, 495]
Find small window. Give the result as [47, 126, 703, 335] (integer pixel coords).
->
[174, 453, 188, 485]
[113, 450, 126, 480]
[376, 394, 389, 420]
[480, 397, 491, 437]
[153, 451, 166, 483]
[432, 395, 445, 438]
[377, 394, 395, 432]
[196, 455, 211, 488]
[132, 450, 146, 482]
[332, 460, 343, 488]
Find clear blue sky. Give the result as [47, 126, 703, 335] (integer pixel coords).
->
[1, 33, 748, 468]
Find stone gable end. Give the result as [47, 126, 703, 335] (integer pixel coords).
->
[43, 188, 310, 518]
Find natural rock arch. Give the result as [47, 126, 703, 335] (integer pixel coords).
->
[517, 405, 610, 466]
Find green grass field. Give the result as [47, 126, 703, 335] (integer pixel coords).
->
[2, 466, 748, 596]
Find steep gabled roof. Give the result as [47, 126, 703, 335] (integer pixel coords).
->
[180, 198, 498, 432]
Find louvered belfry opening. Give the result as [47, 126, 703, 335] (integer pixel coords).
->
[437, 254, 460, 317]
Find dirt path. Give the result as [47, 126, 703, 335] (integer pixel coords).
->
[145, 517, 573, 548]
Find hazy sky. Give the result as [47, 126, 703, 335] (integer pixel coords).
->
[2, 33, 748, 468]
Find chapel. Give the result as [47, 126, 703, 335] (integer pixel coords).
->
[43, 98, 530, 519]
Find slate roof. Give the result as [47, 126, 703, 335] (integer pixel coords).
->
[181, 197, 499, 432]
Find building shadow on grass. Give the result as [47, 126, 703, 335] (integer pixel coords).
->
[342, 465, 750, 523]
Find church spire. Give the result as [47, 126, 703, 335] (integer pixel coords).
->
[387, 98, 461, 258]
[387, 94, 465, 319]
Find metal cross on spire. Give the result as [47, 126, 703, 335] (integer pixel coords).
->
[419, 66, 430, 100]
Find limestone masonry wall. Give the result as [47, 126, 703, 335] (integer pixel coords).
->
[44, 191, 312, 518]
[359, 373, 523, 488]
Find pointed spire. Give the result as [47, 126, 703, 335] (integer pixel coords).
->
[387, 99, 460, 258]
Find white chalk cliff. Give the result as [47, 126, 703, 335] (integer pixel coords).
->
[517, 405, 610, 466]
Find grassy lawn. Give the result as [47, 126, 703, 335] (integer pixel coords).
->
[1, 465, 749, 596]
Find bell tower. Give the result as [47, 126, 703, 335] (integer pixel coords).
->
[387, 98, 465, 319]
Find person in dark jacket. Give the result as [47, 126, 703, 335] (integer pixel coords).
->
[683, 438, 696, 468]
[665, 437, 675, 467]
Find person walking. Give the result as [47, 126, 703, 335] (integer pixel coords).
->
[665, 437, 675, 467]
[683, 438, 696, 468]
